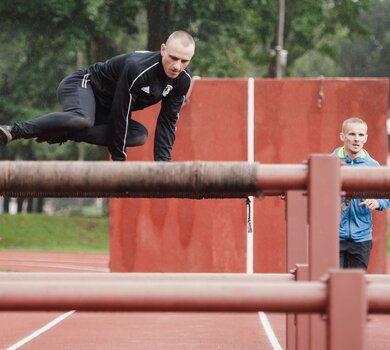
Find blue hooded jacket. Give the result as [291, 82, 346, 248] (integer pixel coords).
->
[333, 147, 390, 243]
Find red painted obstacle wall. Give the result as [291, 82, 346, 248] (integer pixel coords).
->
[110, 78, 389, 273]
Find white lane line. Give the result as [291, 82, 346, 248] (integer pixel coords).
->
[5, 310, 76, 350]
[258, 312, 283, 350]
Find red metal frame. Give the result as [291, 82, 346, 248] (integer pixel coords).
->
[327, 270, 367, 350]
[1, 155, 390, 350]
[286, 190, 308, 350]
[295, 264, 310, 350]
[308, 155, 340, 350]
[1, 272, 390, 312]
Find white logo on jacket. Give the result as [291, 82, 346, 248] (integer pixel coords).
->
[162, 85, 173, 97]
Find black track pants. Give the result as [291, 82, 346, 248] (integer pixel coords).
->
[13, 70, 148, 147]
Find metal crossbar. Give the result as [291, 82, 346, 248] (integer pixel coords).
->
[0, 272, 389, 314]
[1, 160, 390, 198]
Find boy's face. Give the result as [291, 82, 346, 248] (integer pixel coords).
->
[340, 122, 368, 158]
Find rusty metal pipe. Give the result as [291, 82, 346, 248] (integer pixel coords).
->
[0, 161, 309, 198]
[2, 161, 390, 198]
[0, 161, 261, 198]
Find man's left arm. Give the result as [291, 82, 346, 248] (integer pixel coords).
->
[375, 199, 390, 211]
[154, 82, 190, 161]
[359, 199, 390, 210]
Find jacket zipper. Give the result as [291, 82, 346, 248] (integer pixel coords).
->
[348, 159, 354, 239]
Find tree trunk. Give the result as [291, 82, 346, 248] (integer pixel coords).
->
[146, 0, 173, 50]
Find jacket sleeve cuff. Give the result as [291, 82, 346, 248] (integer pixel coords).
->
[108, 145, 126, 161]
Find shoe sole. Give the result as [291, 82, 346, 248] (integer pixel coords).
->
[0, 127, 12, 146]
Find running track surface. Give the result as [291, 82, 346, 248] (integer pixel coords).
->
[0, 251, 389, 349]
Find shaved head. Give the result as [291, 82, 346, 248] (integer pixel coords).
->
[341, 117, 367, 134]
[166, 31, 195, 50]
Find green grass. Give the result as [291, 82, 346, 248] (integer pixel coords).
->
[0, 213, 109, 253]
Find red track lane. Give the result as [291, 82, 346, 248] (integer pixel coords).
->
[0, 251, 390, 349]
[0, 312, 286, 350]
[0, 251, 109, 272]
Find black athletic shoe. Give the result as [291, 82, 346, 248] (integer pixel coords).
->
[0, 125, 12, 146]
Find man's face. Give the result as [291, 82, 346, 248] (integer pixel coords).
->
[160, 40, 194, 79]
[340, 122, 368, 157]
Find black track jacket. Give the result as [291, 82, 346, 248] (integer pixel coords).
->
[87, 51, 192, 161]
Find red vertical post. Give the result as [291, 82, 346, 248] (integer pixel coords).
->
[295, 264, 309, 350]
[327, 269, 367, 350]
[286, 190, 308, 350]
[308, 154, 340, 278]
[308, 154, 340, 350]
[286, 190, 308, 270]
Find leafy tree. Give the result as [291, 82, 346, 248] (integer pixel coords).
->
[143, 0, 250, 77]
[143, 0, 370, 77]
[242, 0, 370, 77]
[289, 0, 390, 80]
[338, 0, 390, 78]
[0, 0, 142, 162]
[0, 0, 142, 212]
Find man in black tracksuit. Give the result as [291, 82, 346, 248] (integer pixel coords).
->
[0, 31, 195, 161]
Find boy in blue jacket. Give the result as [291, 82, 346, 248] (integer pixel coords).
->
[332, 117, 390, 269]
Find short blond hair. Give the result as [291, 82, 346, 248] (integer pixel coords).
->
[166, 31, 195, 48]
[341, 117, 367, 134]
